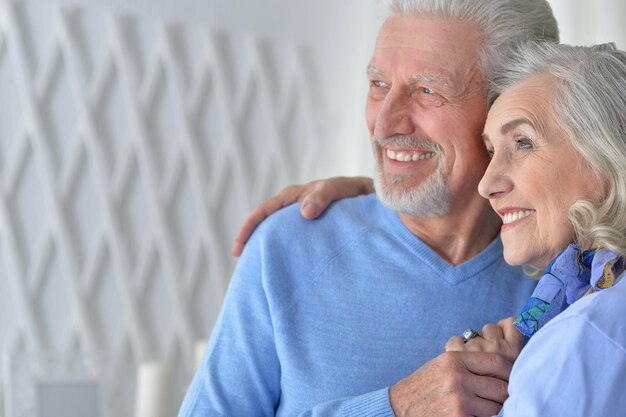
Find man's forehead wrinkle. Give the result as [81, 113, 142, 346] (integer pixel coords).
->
[367, 65, 451, 86]
[377, 27, 466, 48]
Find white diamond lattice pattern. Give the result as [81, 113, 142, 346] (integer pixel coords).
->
[0, 1, 330, 415]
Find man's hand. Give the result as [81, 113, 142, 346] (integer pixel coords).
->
[389, 351, 513, 417]
[445, 317, 524, 364]
[231, 176, 374, 256]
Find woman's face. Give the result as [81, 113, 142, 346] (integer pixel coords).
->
[479, 73, 602, 268]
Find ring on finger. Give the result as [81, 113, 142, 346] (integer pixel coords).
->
[462, 328, 480, 343]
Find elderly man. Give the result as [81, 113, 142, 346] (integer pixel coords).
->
[179, 1, 559, 416]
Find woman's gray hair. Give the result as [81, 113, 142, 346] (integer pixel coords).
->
[490, 42, 626, 256]
[387, 0, 559, 83]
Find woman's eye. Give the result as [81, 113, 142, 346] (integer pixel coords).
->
[486, 149, 495, 159]
[515, 139, 533, 150]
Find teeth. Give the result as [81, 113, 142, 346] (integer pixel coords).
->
[502, 210, 534, 224]
[386, 149, 434, 162]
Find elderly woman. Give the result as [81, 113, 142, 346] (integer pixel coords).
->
[234, 42, 626, 415]
[444, 41, 626, 415]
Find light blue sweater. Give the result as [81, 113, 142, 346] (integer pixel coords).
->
[179, 195, 536, 416]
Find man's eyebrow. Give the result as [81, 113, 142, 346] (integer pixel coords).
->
[367, 65, 384, 76]
[367, 66, 452, 88]
[408, 74, 451, 86]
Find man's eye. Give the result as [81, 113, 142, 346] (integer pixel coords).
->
[414, 86, 445, 107]
[372, 80, 387, 88]
[486, 149, 494, 159]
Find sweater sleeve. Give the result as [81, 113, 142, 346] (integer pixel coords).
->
[177, 232, 282, 417]
[499, 314, 626, 417]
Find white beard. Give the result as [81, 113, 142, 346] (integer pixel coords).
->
[373, 136, 451, 217]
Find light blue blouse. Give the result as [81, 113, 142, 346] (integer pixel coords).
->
[498, 273, 626, 416]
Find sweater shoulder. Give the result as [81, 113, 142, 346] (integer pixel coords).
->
[236, 195, 384, 321]
[235, 195, 385, 287]
[251, 194, 381, 243]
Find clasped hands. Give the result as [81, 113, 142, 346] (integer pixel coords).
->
[389, 318, 523, 417]
[445, 317, 524, 364]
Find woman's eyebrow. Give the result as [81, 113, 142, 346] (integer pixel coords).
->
[500, 117, 534, 135]
[481, 118, 535, 144]
[483, 117, 537, 144]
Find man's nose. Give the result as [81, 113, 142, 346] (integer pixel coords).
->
[373, 88, 415, 139]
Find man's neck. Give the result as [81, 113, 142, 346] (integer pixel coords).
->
[398, 200, 502, 265]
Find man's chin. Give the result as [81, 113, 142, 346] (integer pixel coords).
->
[374, 171, 418, 197]
[378, 170, 423, 188]
[373, 170, 451, 218]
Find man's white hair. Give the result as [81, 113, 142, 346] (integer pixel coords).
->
[387, 0, 559, 88]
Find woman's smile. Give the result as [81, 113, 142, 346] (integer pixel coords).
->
[497, 207, 536, 232]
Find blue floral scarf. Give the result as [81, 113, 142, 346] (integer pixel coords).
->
[515, 244, 625, 338]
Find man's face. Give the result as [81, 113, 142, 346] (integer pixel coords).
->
[366, 14, 491, 217]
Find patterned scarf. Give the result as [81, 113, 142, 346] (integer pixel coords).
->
[515, 244, 625, 338]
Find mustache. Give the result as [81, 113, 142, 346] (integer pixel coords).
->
[373, 136, 442, 153]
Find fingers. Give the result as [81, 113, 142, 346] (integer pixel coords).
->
[445, 335, 466, 352]
[300, 182, 331, 219]
[500, 317, 524, 359]
[500, 317, 522, 343]
[446, 320, 521, 363]
[231, 189, 303, 256]
[231, 241, 246, 258]
[463, 392, 505, 417]
[453, 351, 513, 381]
[300, 177, 375, 219]
[463, 370, 510, 404]
[445, 329, 486, 353]
[231, 208, 264, 257]
[438, 352, 511, 417]
[481, 323, 504, 341]
[389, 352, 511, 417]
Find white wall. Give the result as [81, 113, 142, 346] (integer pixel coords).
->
[0, 0, 624, 416]
[0, 0, 378, 415]
[550, 0, 626, 47]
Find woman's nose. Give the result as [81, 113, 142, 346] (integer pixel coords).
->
[478, 157, 513, 199]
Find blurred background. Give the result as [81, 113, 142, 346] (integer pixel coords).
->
[0, 0, 624, 416]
